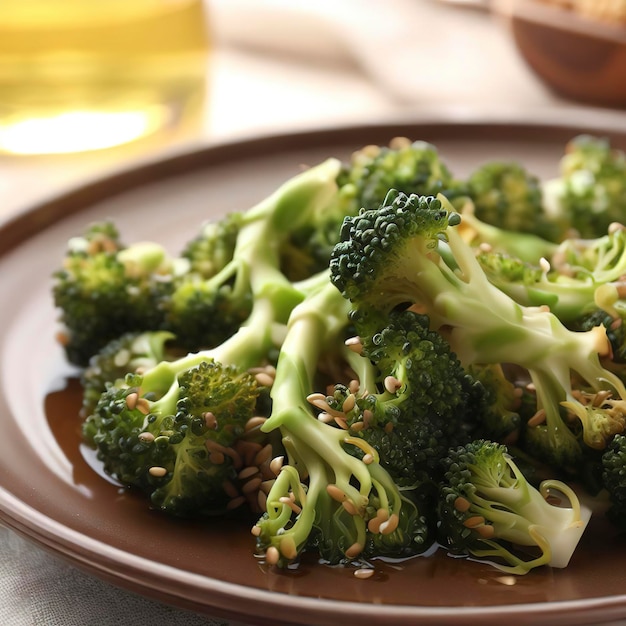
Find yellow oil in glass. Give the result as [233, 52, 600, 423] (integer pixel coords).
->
[0, 0, 210, 155]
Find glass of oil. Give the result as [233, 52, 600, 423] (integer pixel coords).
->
[0, 0, 210, 155]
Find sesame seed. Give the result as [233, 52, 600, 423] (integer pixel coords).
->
[255, 372, 275, 387]
[354, 568, 375, 580]
[362, 453, 374, 465]
[334, 417, 349, 430]
[345, 336, 363, 354]
[125, 392, 138, 410]
[244, 416, 267, 432]
[242, 477, 262, 495]
[384, 376, 402, 394]
[475, 524, 495, 539]
[204, 412, 217, 429]
[463, 515, 486, 529]
[454, 496, 471, 512]
[342, 394, 356, 413]
[226, 496, 246, 511]
[135, 398, 151, 415]
[209, 451, 225, 465]
[326, 485, 347, 502]
[269, 456, 284, 476]
[345, 542, 363, 558]
[527, 408, 546, 427]
[265, 546, 280, 566]
[379, 513, 399, 535]
[251, 525, 262, 537]
[148, 466, 167, 477]
[238, 466, 260, 481]
[222, 480, 240, 499]
[254, 444, 273, 466]
[138, 432, 155, 443]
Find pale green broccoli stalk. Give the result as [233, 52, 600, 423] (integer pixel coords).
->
[456, 199, 558, 264]
[475, 222, 626, 325]
[438, 440, 590, 574]
[329, 190, 626, 470]
[253, 279, 428, 566]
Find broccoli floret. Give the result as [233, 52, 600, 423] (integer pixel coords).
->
[324, 309, 481, 487]
[438, 440, 589, 574]
[80, 330, 177, 418]
[84, 359, 271, 517]
[329, 190, 626, 469]
[53, 222, 178, 366]
[466, 161, 561, 242]
[601, 433, 626, 530]
[281, 138, 464, 281]
[543, 135, 626, 239]
[181, 212, 243, 278]
[253, 281, 430, 567]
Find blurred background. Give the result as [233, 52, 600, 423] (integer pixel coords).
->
[1, 1, 626, 624]
[2, 0, 626, 218]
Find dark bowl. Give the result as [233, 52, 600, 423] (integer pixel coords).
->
[493, 0, 626, 107]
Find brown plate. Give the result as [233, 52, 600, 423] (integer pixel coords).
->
[3, 120, 626, 626]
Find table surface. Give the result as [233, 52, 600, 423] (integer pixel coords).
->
[1, 1, 626, 624]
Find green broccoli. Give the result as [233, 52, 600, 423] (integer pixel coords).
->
[324, 308, 482, 488]
[543, 134, 626, 239]
[474, 222, 626, 325]
[329, 190, 626, 470]
[601, 433, 626, 531]
[80, 330, 178, 418]
[466, 161, 561, 242]
[438, 440, 589, 574]
[53, 222, 179, 366]
[253, 280, 430, 567]
[281, 138, 464, 281]
[82, 158, 346, 517]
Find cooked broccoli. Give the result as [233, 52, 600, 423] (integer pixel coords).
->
[543, 134, 626, 239]
[53, 222, 179, 366]
[80, 330, 177, 418]
[473, 222, 626, 324]
[324, 308, 482, 488]
[253, 281, 430, 567]
[466, 161, 561, 242]
[438, 440, 589, 574]
[181, 212, 243, 278]
[82, 159, 346, 517]
[329, 190, 626, 469]
[601, 433, 626, 531]
[282, 138, 464, 281]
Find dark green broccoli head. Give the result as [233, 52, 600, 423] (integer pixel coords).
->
[467, 161, 560, 241]
[602, 433, 626, 531]
[330, 191, 459, 312]
[281, 139, 463, 282]
[181, 212, 243, 278]
[83, 359, 268, 517]
[338, 138, 464, 212]
[53, 221, 175, 366]
[327, 309, 481, 485]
